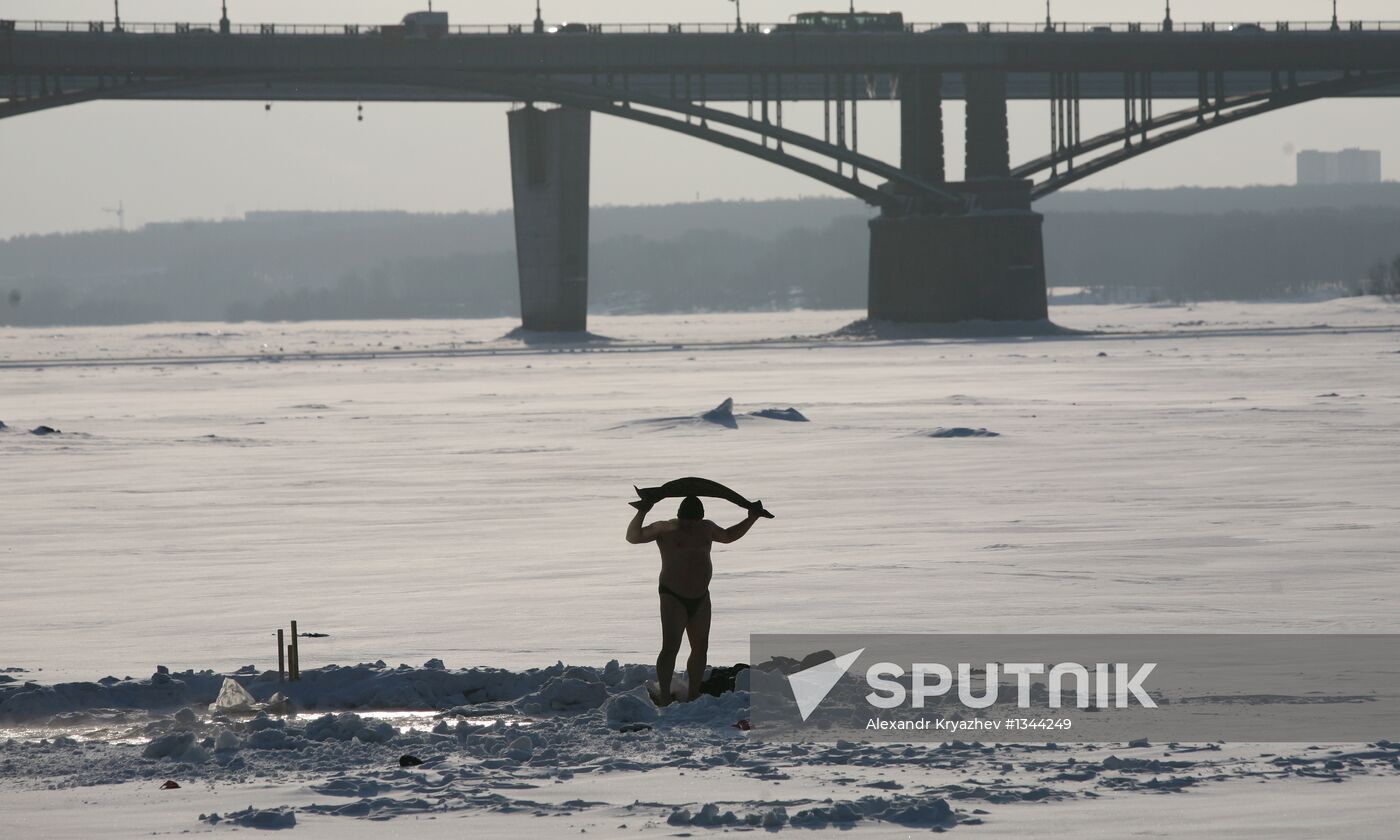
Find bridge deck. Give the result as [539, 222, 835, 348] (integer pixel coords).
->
[6, 29, 1400, 103]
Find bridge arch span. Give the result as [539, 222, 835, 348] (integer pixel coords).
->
[6, 68, 1396, 210]
[1026, 70, 1400, 199]
[0, 70, 970, 214]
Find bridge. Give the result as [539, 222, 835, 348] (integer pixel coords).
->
[5, 13, 1400, 330]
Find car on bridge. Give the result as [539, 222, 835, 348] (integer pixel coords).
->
[546, 22, 592, 34]
[928, 22, 970, 34]
[765, 11, 906, 34]
[1229, 22, 1265, 33]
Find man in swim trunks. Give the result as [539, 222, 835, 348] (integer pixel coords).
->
[626, 495, 762, 705]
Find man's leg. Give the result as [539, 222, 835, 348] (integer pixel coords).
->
[684, 596, 711, 702]
[656, 593, 687, 706]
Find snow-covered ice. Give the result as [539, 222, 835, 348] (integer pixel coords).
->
[4, 659, 1397, 836]
[3, 299, 1399, 836]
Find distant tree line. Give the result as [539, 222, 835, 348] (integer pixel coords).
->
[1043, 208, 1400, 303]
[1363, 255, 1400, 298]
[2, 198, 1399, 327]
[214, 221, 869, 323]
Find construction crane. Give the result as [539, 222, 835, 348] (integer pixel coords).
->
[104, 200, 126, 231]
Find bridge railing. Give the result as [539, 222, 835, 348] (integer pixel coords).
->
[6, 20, 745, 35]
[964, 20, 1393, 33]
[9, 19, 1400, 36]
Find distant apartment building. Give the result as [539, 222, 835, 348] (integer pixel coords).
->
[1297, 148, 1383, 185]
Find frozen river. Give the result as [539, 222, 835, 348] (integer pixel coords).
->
[3, 299, 1399, 683]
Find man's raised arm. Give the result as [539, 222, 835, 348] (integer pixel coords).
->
[626, 506, 653, 544]
[627, 502, 677, 544]
[710, 503, 763, 544]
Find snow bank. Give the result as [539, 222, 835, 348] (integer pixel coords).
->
[0, 660, 576, 723]
[0, 659, 725, 725]
[4, 658, 1398, 835]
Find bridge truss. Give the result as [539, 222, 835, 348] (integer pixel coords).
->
[4, 64, 1398, 211]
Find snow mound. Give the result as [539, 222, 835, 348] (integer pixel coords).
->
[748, 407, 809, 422]
[604, 686, 659, 726]
[788, 794, 954, 828]
[517, 675, 608, 714]
[142, 731, 195, 760]
[827, 317, 1073, 339]
[670, 803, 741, 827]
[668, 794, 954, 829]
[303, 712, 395, 743]
[214, 729, 242, 751]
[657, 689, 749, 724]
[312, 778, 388, 798]
[139, 731, 210, 764]
[202, 806, 296, 829]
[623, 398, 813, 431]
[701, 398, 741, 428]
[925, 427, 1001, 438]
[500, 326, 612, 345]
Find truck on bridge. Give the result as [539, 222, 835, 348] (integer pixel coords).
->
[382, 9, 449, 41]
[766, 11, 906, 34]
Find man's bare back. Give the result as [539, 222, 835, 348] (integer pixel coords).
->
[651, 518, 716, 597]
[627, 494, 762, 704]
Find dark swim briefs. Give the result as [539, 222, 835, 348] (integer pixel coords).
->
[658, 583, 710, 620]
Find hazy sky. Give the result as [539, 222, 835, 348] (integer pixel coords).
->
[2, 1, 1396, 237]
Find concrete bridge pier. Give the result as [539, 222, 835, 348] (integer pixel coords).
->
[964, 69, 1011, 180]
[868, 70, 1047, 325]
[899, 68, 945, 184]
[507, 105, 591, 332]
[867, 181, 1047, 324]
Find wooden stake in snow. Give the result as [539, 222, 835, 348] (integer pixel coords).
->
[277, 628, 286, 682]
[290, 620, 300, 681]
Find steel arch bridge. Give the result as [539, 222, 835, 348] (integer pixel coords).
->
[6, 19, 1400, 326]
[7, 66, 1397, 209]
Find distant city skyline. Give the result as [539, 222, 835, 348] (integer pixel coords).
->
[2, 1, 1397, 238]
[1297, 148, 1384, 185]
